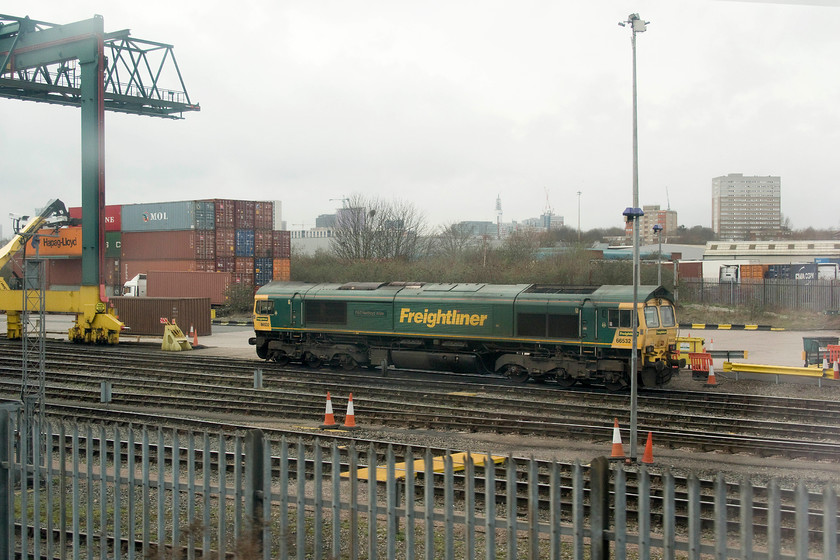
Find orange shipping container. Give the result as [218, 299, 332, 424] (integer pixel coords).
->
[272, 258, 291, 281]
[26, 227, 82, 256]
[740, 264, 769, 279]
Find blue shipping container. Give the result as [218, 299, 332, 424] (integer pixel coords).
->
[766, 264, 791, 279]
[235, 229, 255, 257]
[255, 257, 273, 286]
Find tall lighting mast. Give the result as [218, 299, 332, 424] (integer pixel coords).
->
[619, 12, 648, 461]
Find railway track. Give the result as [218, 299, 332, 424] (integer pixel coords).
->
[1, 339, 840, 461]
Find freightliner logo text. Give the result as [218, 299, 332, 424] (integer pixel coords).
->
[399, 308, 488, 328]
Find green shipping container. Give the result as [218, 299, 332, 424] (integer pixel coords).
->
[105, 232, 121, 258]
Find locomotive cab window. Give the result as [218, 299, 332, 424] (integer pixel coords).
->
[305, 301, 347, 325]
[659, 306, 676, 327]
[255, 300, 275, 315]
[643, 306, 660, 328]
[608, 309, 633, 328]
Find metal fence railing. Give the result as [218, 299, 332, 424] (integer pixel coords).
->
[677, 278, 840, 313]
[2, 409, 838, 559]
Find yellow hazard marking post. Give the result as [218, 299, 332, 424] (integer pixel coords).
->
[343, 452, 506, 482]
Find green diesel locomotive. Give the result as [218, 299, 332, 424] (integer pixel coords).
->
[249, 281, 683, 389]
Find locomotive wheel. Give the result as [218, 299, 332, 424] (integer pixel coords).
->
[303, 352, 322, 368]
[604, 379, 626, 392]
[337, 354, 357, 371]
[555, 373, 577, 388]
[504, 364, 529, 383]
[271, 352, 290, 366]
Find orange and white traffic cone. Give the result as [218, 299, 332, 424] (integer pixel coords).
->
[822, 357, 829, 373]
[343, 393, 358, 429]
[609, 418, 625, 460]
[641, 431, 654, 464]
[705, 363, 718, 387]
[192, 325, 199, 347]
[320, 392, 337, 428]
[833, 361, 839, 381]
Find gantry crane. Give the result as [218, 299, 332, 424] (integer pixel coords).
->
[0, 14, 199, 343]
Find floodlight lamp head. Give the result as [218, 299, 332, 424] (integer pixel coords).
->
[623, 207, 644, 222]
[653, 224, 663, 233]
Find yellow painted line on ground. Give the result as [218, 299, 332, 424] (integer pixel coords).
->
[691, 323, 706, 329]
[343, 452, 506, 482]
[717, 324, 732, 330]
[744, 325, 758, 330]
[448, 391, 479, 397]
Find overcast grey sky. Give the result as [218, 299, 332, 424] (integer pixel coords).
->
[2, 0, 839, 234]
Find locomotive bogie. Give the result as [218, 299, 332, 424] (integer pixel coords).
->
[251, 281, 682, 388]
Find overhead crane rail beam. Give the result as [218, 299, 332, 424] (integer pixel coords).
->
[0, 13, 199, 118]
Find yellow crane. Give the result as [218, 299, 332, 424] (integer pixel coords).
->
[0, 200, 123, 343]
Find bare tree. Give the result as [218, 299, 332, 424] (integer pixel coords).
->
[434, 222, 477, 258]
[330, 194, 428, 260]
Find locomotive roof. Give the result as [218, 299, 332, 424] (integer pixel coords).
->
[256, 281, 674, 303]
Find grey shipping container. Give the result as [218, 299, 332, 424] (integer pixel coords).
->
[121, 201, 198, 232]
[194, 201, 216, 230]
[110, 296, 212, 336]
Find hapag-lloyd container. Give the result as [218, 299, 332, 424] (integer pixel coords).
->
[121, 201, 197, 232]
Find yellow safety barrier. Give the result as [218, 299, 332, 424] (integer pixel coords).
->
[722, 362, 828, 378]
[344, 452, 506, 482]
[161, 322, 192, 351]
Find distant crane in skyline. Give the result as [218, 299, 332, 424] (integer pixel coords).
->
[330, 196, 350, 208]
[495, 194, 502, 239]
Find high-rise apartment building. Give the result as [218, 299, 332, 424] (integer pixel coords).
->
[624, 204, 677, 244]
[712, 173, 781, 240]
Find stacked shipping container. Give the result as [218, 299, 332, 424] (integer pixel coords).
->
[25, 199, 291, 298]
